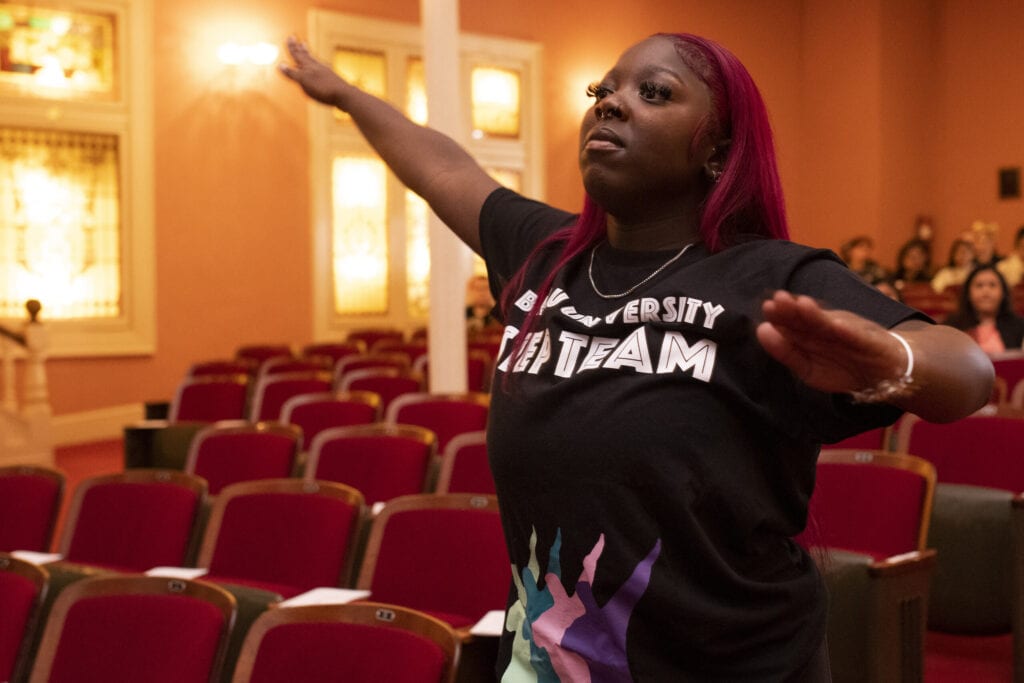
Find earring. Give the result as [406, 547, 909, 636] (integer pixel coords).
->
[707, 167, 723, 183]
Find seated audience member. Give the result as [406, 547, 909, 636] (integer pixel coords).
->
[997, 225, 1024, 287]
[931, 238, 975, 293]
[840, 235, 888, 284]
[466, 274, 500, 334]
[892, 238, 933, 289]
[945, 264, 1024, 354]
[970, 220, 1001, 268]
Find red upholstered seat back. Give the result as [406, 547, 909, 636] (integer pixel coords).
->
[901, 415, 1024, 490]
[282, 394, 380, 450]
[64, 480, 201, 571]
[0, 570, 39, 682]
[310, 432, 433, 505]
[366, 505, 508, 624]
[189, 427, 299, 495]
[388, 396, 489, 452]
[45, 593, 226, 683]
[438, 433, 495, 495]
[188, 360, 255, 378]
[207, 491, 359, 594]
[236, 344, 293, 366]
[342, 372, 423, 414]
[804, 460, 928, 560]
[992, 353, 1024, 400]
[250, 374, 333, 422]
[0, 468, 63, 552]
[171, 377, 249, 422]
[248, 621, 445, 683]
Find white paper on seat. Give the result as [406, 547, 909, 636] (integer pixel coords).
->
[371, 501, 387, 516]
[11, 550, 64, 565]
[278, 587, 372, 607]
[144, 567, 209, 579]
[470, 609, 506, 637]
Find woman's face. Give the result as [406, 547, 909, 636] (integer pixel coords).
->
[847, 242, 871, 266]
[578, 37, 716, 220]
[974, 232, 995, 260]
[969, 270, 1004, 317]
[953, 242, 974, 267]
[902, 246, 926, 272]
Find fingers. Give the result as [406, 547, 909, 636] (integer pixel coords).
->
[761, 291, 829, 335]
[278, 36, 313, 82]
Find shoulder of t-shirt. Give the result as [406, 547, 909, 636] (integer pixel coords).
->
[725, 238, 928, 328]
[480, 187, 577, 237]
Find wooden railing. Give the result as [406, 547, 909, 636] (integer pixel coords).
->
[0, 300, 53, 467]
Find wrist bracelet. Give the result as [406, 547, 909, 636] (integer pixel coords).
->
[850, 331, 915, 403]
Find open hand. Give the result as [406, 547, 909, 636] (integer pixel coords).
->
[278, 36, 348, 106]
[756, 290, 908, 396]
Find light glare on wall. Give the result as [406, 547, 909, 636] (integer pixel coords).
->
[217, 41, 279, 66]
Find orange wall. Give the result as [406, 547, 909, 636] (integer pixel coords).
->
[40, 0, 1024, 419]
[935, 0, 1024, 258]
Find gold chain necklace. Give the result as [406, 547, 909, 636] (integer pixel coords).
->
[587, 241, 694, 299]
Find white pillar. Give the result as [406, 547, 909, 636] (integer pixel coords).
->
[422, 0, 469, 393]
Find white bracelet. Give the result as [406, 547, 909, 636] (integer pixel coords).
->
[849, 331, 915, 403]
[889, 331, 914, 380]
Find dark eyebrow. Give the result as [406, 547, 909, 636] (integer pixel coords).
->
[639, 65, 686, 83]
[604, 64, 686, 85]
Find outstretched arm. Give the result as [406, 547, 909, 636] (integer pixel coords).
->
[278, 36, 499, 255]
[756, 290, 994, 423]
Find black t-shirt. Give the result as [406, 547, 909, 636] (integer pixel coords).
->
[480, 188, 921, 681]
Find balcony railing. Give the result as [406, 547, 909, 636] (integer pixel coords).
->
[0, 300, 53, 466]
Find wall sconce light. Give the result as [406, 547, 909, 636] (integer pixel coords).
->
[217, 41, 279, 66]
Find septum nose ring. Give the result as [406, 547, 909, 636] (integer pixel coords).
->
[597, 104, 621, 120]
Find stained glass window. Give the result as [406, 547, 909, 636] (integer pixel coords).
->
[0, 3, 117, 99]
[332, 48, 385, 124]
[0, 127, 122, 319]
[471, 66, 520, 139]
[331, 155, 388, 315]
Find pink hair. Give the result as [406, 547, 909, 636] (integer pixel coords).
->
[499, 33, 789, 383]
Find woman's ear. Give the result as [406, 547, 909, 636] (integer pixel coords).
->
[704, 140, 731, 183]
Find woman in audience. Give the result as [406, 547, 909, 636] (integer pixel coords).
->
[840, 235, 888, 284]
[946, 264, 1024, 354]
[997, 224, 1024, 287]
[970, 221, 1001, 268]
[931, 238, 975, 293]
[891, 238, 932, 289]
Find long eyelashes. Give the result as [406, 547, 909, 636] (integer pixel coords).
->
[586, 82, 611, 100]
[585, 81, 672, 102]
[639, 80, 672, 100]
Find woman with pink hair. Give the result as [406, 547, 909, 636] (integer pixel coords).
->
[282, 32, 991, 681]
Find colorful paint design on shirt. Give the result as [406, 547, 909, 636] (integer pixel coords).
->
[502, 529, 662, 682]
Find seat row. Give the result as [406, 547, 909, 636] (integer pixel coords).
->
[183, 420, 494, 501]
[126, 391, 494, 499]
[807, 443, 1024, 681]
[174, 335, 504, 423]
[0, 475, 508, 683]
[168, 355, 491, 430]
[2, 564, 464, 683]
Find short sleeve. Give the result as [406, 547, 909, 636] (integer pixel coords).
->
[478, 187, 576, 310]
